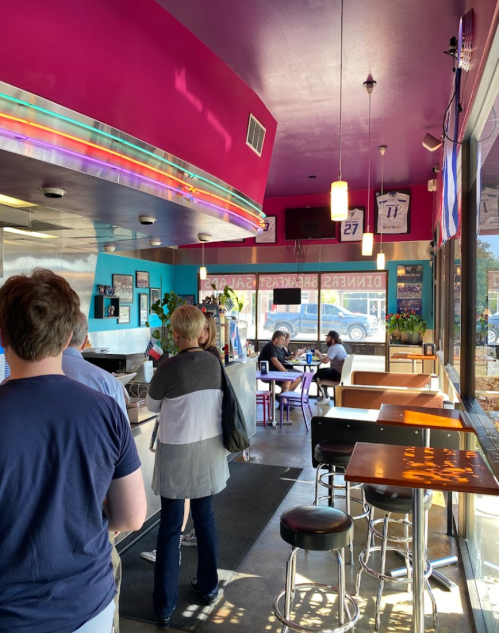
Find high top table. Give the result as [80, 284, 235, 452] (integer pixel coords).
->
[345, 442, 499, 633]
[256, 370, 303, 427]
[377, 403, 476, 588]
[391, 352, 437, 373]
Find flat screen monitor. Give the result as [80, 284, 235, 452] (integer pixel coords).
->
[273, 288, 301, 305]
[284, 207, 335, 240]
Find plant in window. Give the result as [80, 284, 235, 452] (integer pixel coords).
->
[145, 291, 185, 355]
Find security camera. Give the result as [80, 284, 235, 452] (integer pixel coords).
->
[422, 134, 443, 152]
[138, 215, 156, 225]
[149, 239, 161, 247]
[198, 233, 212, 242]
[103, 245, 116, 253]
[41, 187, 66, 199]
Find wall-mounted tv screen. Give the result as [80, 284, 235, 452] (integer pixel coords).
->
[284, 207, 335, 240]
[273, 288, 301, 305]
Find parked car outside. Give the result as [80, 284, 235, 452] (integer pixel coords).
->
[263, 303, 378, 341]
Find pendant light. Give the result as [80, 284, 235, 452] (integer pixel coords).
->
[331, 0, 349, 221]
[377, 144, 387, 269]
[198, 233, 211, 280]
[362, 80, 376, 256]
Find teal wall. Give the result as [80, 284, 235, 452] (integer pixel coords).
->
[173, 260, 434, 328]
[89, 254, 174, 332]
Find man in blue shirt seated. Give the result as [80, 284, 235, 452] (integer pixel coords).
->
[0, 268, 147, 633]
[62, 311, 127, 415]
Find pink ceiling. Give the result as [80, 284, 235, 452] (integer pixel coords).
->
[158, 0, 467, 198]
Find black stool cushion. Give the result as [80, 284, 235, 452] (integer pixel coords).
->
[280, 505, 353, 551]
[364, 484, 433, 514]
[314, 441, 355, 468]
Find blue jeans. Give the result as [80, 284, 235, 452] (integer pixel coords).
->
[153, 495, 219, 618]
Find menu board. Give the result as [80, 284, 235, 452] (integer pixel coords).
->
[396, 265, 423, 313]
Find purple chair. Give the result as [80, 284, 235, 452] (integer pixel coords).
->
[279, 372, 314, 430]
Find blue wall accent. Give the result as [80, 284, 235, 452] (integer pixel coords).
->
[89, 254, 174, 332]
[173, 260, 434, 328]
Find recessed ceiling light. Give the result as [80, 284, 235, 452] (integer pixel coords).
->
[0, 193, 37, 208]
[308, 175, 317, 179]
[4, 227, 57, 239]
[149, 239, 162, 247]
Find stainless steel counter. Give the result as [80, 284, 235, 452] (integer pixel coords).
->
[117, 357, 257, 545]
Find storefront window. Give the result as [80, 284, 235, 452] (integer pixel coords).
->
[320, 272, 386, 343]
[199, 274, 257, 339]
[453, 245, 461, 373]
[257, 273, 319, 342]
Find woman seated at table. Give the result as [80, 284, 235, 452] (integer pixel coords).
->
[313, 330, 347, 404]
[278, 332, 306, 369]
[259, 330, 303, 393]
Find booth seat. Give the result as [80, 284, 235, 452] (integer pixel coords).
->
[335, 385, 445, 410]
[350, 371, 433, 389]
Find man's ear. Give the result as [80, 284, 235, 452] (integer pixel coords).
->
[81, 335, 89, 351]
[63, 332, 73, 351]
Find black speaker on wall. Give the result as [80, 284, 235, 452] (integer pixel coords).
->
[273, 288, 301, 305]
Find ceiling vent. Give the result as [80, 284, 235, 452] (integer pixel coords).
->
[246, 114, 266, 157]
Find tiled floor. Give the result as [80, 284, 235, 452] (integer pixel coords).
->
[121, 390, 472, 633]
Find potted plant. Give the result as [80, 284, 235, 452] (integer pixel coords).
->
[145, 291, 185, 360]
[385, 310, 426, 344]
[406, 311, 427, 344]
[385, 312, 402, 342]
[211, 283, 244, 313]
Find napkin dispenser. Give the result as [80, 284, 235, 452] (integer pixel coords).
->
[423, 343, 435, 356]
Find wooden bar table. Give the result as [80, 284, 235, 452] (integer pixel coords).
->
[391, 352, 437, 373]
[256, 370, 303, 427]
[377, 404, 476, 587]
[345, 442, 499, 633]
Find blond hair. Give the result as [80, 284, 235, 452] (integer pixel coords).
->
[170, 305, 206, 340]
[200, 316, 218, 350]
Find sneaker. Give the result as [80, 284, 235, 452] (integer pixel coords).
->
[182, 529, 197, 547]
[316, 396, 330, 404]
[191, 579, 221, 606]
[157, 615, 170, 630]
[140, 549, 156, 563]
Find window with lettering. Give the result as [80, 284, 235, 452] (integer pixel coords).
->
[199, 274, 257, 338]
[319, 272, 387, 343]
[257, 274, 319, 341]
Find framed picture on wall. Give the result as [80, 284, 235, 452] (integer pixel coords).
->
[375, 189, 411, 234]
[255, 216, 277, 244]
[339, 207, 365, 242]
[150, 287, 161, 313]
[118, 305, 130, 324]
[112, 274, 133, 303]
[136, 271, 149, 288]
[179, 294, 196, 306]
[139, 293, 148, 326]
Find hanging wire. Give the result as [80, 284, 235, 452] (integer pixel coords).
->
[367, 91, 372, 231]
[338, 0, 344, 180]
[380, 147, 384, 251]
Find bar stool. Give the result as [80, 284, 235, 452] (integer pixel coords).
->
[356, 484, 437, 631]
[273, 505, 359, 633]
[313, 441, 370, 564]
[256, 390, 271, 427]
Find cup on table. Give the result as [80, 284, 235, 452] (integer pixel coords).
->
[306, 351, 313, 364]
[260, 360, 269, 375]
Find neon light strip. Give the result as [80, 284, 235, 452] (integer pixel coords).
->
[0, 91, 263, 215]
[0, 126, 261, 231]
[0, 111, 264, 228]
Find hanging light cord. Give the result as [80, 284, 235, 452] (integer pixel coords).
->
[379, 149, 383, 251]
[367, 92, 372, 231]
[338, 0, 344, 180]
[202, 241, 204, 267]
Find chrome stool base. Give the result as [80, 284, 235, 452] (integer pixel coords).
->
[273, 548, 359, 633]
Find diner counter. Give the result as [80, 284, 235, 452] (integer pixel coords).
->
[117, 355, 257, 545]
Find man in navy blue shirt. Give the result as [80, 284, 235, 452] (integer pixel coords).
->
[0, 269, 146, 633]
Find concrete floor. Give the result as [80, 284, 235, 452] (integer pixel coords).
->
[121, 397, 473, 633]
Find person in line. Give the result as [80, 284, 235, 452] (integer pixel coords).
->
[278, 332, 306, 369]
[140, 313, 220, 564]
[258, 330, 303, 393]
[146, 305, 228, 630]
[62, 311, 129, 633]
[313, 330, 348, 404]
[0, 268, 146, 633]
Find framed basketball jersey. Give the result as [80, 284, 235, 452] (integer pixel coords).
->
[376, 190, 411, 234]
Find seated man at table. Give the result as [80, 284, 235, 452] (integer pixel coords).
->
[313, 330, 347, 403]
[259, 330, 303, 394]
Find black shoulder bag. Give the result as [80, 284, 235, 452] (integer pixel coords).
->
[219, 360, 250, 453]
